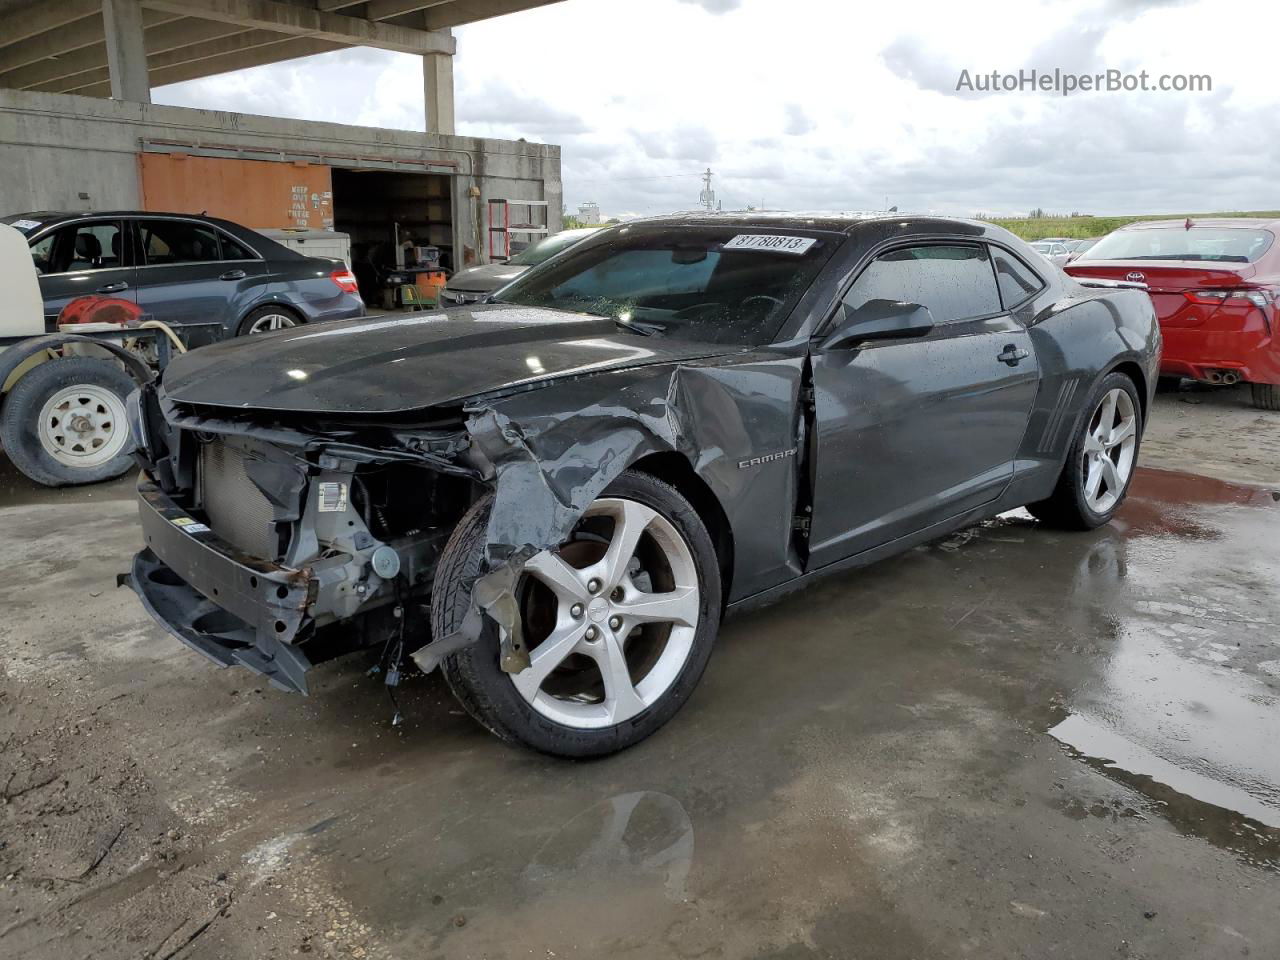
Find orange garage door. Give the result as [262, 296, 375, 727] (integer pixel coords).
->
[139, 153, 334, 230]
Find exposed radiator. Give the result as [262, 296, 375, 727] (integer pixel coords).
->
[199, 439, 279, 560]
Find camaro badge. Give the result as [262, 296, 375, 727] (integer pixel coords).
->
[738, 448, 798, 470]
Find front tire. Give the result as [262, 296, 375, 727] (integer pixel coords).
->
[1027, 372, 1143, 530]
[434, 470, 722, 757]
[1, 357, 136, 487]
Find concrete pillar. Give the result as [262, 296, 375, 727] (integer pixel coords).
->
[423, 32, 454, 136]
[102, 0, 150, 103]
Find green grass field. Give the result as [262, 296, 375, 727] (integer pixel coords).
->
[985, 211, 1280, 241]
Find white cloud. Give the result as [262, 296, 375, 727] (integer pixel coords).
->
[154, 0, 1280, 219]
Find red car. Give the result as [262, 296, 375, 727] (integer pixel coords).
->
[1065, 218, 1280, 410]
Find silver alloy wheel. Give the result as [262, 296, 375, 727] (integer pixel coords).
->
[1081, 387, 1138, 513]
[247, 312, 297, 334]
[511, 497, 701, 730]
[38, 384, 129, 468]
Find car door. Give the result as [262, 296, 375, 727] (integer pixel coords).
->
[31, 218, 136, 327]
[133, 217, 266, 345]
[806, 241, 1040, 568]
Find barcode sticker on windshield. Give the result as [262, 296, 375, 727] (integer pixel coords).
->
[318, 482, 348, 513]
[724, 234, 817, 256]
[10, 219, 41, 231]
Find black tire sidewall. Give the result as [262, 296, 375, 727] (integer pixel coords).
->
[1, 357, 137, 487]
[437, 470, 722, 758]
[1060, 372, 1144, 527]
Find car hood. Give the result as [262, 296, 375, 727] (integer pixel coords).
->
[160, 305, 731, 415]
[445, 263, 528, 293]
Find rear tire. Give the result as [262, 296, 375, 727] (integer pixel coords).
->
[1027, 372, 1143, 530]
[434, 470, 721, 757]
[1250, 383, 1280, 411]
[237, 305, 302, 336]
[1, 357, 136, 487]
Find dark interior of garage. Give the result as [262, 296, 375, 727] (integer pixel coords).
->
[331, 168, 454, 306]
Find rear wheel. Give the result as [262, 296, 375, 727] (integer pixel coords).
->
[1, 357, 136, 487]
[1027, 372, 1143, 530]
[434, 471, 721, 757]
[238, 305, 301, 336]
[1250, 383, 1280, 411]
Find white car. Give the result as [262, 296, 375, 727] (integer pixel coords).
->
[1030, 240, 1071, 267]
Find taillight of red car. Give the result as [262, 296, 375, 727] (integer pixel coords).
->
[1183, 287, 1274, 309]
[330, 267, 359, 294]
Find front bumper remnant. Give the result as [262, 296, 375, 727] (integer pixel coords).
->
[120, 481, 318, 694]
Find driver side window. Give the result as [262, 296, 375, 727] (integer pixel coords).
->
[844, 243, 1002, 324]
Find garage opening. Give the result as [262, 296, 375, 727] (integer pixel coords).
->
[331, 168, 454, 308]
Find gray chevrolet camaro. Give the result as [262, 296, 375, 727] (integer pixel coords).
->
[122, 214, 1161, 756]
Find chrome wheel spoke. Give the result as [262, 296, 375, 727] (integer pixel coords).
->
[617, 586, 699, 629]
[524, 550, 587, 603]
[1085, 460, 1104, 500]
[598, 499, 655, 589]
[1108, 417, 1135, 446]
[1099, 455, 1121, 494]
[591, 632, 647, 723]
[510, 621, 589, 701]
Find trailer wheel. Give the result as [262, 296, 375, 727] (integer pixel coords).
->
[1, 357, 136, 487]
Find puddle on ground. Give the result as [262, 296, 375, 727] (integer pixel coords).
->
[1046, 467, 1280, 869]
[1050, 713, 1280, 829]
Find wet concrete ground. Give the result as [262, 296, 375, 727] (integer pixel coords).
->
[1, 392, 1278, 959]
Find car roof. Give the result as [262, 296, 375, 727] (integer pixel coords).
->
[3, 210, 248, 230]
[1121, 218, 1280, 231]
[618, 211, 1003, 238]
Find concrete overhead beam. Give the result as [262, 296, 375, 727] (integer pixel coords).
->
[0, 9, 179, 74]
[424, 0, 563, 30]
[140, 0, 456, 55]
[71, 36, 348, 97]
[52, 28, 310, 93]
[2, 19, 251, 90]
[0, 0, 100, 51]
[319, 0, 451, 15]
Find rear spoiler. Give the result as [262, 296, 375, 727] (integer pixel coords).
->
[1072, 277, 1148, 292]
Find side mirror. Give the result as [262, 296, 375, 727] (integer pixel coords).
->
[819, 299, 936, 350]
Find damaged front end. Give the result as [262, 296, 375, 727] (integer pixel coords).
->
[121, 384, 484, 693]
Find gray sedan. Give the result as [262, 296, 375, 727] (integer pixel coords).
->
[438, 226, 598, 307]
[3, 211, 365, 343]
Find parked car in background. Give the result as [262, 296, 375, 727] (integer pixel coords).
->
[438, 227, 598, 307]
[1030, 240, 1071, 267]
[1066, 218, 1280, 409]
[122, 213, 1159, 756]
[2, 211, 364, 344]
[1065, 238, 1100, 262]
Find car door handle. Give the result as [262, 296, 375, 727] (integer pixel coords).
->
[997, 344, 1030, 366]
[220, 269, 247, 281]
[96, 281, 128, 293]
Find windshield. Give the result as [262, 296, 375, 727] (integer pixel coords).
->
[492, 225, 835, 345]
[507, 229, 594, 267]
[1080, 227, 1274, 263]
[1031, 242, 1054, 253]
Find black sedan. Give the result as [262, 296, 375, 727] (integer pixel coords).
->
[122, 214, 1160, 756]
[3, 211, 364, 340]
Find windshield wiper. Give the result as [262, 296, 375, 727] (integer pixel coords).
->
[613, 315, 665, 337]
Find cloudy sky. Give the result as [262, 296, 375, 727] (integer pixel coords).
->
[154, 0, 1280, 219]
